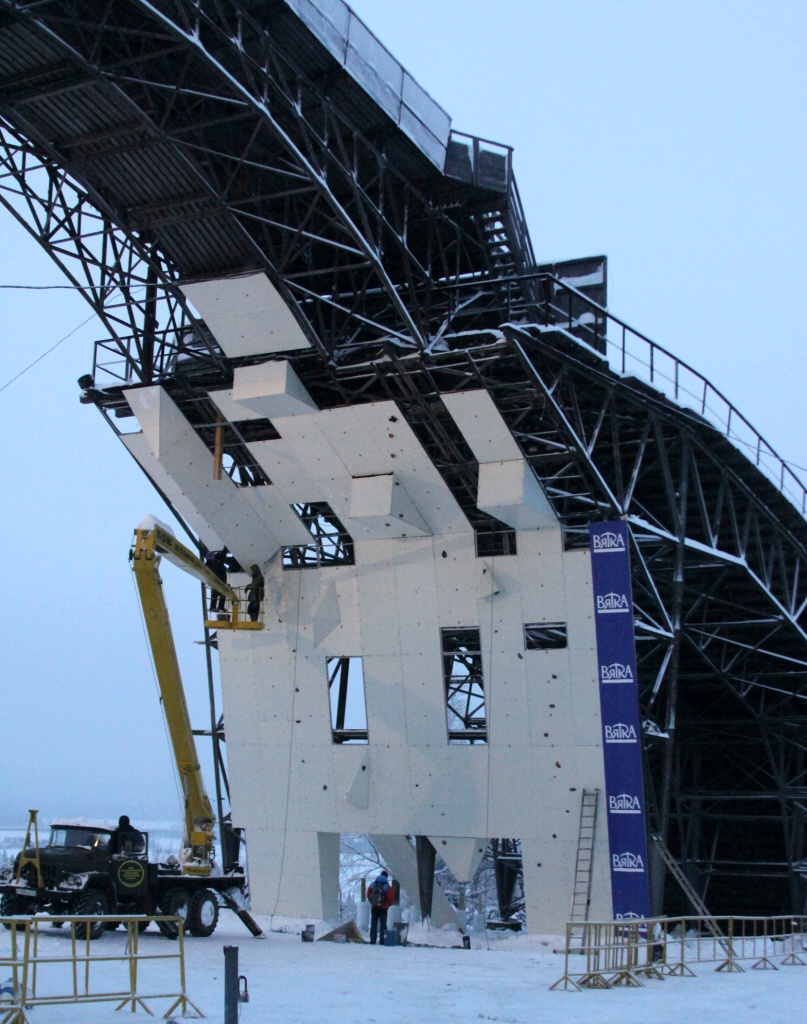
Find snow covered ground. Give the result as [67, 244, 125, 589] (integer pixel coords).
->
[2, 911, 805, 1024]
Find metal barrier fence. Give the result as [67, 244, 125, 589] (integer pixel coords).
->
[0, 914, 203, 1022]
[551, 915, 807, 991]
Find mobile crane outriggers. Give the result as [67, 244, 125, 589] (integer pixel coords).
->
[0, 520, 263, 939]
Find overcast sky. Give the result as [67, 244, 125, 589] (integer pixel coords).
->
[0, 0, 805, 827]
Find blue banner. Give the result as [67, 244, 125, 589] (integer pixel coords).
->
[589, 520, 650, 920]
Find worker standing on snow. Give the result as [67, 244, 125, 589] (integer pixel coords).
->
[367, 869, 394, 945]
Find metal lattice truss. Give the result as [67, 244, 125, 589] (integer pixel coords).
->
[347, 329, 807, 911]
[0, 0, 536, 365]
[0, 0, 805, 915]
[0, 119, 213, 382]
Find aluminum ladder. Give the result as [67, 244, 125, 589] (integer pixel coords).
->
[568, 789, 599, 949]
[648, 832, 727, 945]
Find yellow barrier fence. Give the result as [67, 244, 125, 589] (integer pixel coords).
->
[0, 914, 203, 1022]
[551, 914, 807, 990]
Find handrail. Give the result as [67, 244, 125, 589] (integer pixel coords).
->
[533, 274, 807, 517]
[90, 262, 807, 519]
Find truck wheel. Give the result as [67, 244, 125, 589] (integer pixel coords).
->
[157, 888, 190, 940]
[189, 890, 219, 938]
[75, 890, 109, 940]
[1, 892, 35, 928]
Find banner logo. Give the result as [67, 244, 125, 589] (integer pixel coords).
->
[604, 722, 638, 743]
[609, 793, 642, 814]
[596, 592, 630, 614]
[600, 662, 634, 684]
[592, 531, 626, 554]
[612, 851, 645, 873]
[615, 911, 641, 920]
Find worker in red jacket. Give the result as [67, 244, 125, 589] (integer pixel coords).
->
[367, 869, 395, 945]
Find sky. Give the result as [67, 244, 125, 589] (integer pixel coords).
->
[0, 0, 805, 826]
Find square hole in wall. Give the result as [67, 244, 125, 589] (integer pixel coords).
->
[327, 656, 368, 743]
[524, 623, 568, 650]
[441, 627, 487, 744]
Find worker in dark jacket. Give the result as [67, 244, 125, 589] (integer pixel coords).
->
[367, 869, 395, 945]
[204, 549, 230, 614]
[246, 564, 264, 622]
[109, 815, 145, 855]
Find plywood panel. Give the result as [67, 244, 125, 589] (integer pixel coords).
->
[208, 388, 266, 423]
[362, 654, 408, 749]
[313, 403, 469, 536]
[434, 534, 481, 626]
[477, 459, 557, 529]
[238, 485, 314, 547]
[181, 273, 311, 356]
[125, 385, 281, 568]
[122, 432, 225, 552]
[356, 559, 403, 657]
[393, 541, 440, 655]
[248, 439, 325, 505]
[400, 653, 447, 747]
[405, 745, 489, 836]
[442, 389, 522, 463]
[233, 360, 318, 418]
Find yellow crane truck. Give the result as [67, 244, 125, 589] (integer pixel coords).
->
[0, 521, 262, 939]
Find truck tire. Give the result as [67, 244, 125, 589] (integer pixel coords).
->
[157, 888, 191, 939]
[189, 890, 219, 938]
[1, 891, 35, 927]
[75, 889, 109, 940]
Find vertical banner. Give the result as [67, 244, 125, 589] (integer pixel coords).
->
[589, 520, 650, 920]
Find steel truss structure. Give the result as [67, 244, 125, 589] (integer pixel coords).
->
[1, 0, 805, 916]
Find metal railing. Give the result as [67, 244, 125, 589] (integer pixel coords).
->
[0, 914, 202, 1022]
[445, 131, 513, 193]
[92, 323, 223, 388]
[504, 273, 807, 517]
[551, 914, 807, 991]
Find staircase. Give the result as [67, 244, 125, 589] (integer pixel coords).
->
[569, 789, 599, 948]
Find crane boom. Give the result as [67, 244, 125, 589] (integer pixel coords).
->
[130, 521, 262, 875]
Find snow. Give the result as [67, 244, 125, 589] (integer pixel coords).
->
[137, 514, 175, 536]
[2, 913, 804, 1024]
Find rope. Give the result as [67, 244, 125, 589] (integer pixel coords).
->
[0, 312, 96, 393]
[269, 572, 304, 924]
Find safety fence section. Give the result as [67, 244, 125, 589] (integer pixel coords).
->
[551, 914, 807, 991]
[0, 914, 203, 1022]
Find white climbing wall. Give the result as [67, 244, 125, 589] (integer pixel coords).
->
[124, 368, 611, 932]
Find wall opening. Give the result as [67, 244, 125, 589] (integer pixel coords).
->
[441, 627, 487, 743]
[179, 392, 277, 486]
[474, 518, 517, 557]
[284, 502, 355, 568]
[327, 656, 368, 743]
[524, 622, 568, 650]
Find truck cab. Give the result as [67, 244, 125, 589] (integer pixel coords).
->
[1, 823, 152, 938]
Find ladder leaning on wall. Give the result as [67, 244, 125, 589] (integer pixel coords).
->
[568, 789, 599, 949]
